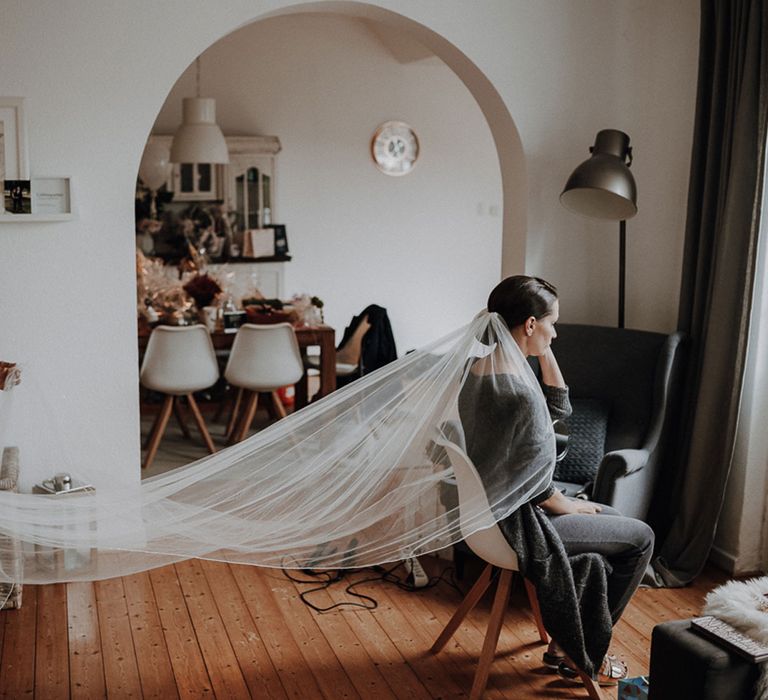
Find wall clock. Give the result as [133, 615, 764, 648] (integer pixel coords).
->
[371, 121, 419, 176]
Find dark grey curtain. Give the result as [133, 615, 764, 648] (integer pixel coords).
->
[649, 0, 768, 587]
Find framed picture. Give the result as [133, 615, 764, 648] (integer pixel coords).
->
[3, 180, 31, 214]
[0, 98, 29, 183]
[31, 178, 71, 215]
[266, 224, 289, 257]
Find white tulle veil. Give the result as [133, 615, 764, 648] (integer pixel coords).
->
[0, 311, 554, 593]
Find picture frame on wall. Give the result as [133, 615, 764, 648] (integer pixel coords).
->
[3, 180, 31, 214]
[0, 98, 29, 183]
[31, 178, 71, 215]
[266, 224, 289, 257]
[0, 98, 29, 215]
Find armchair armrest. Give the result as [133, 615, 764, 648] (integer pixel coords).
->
[593, 448, 653, 520]
[601, 448, 650, 477]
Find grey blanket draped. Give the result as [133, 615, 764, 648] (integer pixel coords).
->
[501, 503, 612, 677]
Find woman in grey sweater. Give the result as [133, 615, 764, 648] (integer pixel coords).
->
[459, 275, 653, 686]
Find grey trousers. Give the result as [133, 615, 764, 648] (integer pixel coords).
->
[546, 504, 654, 624]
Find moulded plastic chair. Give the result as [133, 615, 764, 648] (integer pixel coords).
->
[140, 325, 220, 470]
[224, 323, 304, 443]
[431, 438, 601, 700]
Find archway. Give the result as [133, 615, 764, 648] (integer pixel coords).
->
[135, 1, 527, 473]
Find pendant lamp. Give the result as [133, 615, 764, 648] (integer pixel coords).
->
[170, 57, 229, 164]
[139, 140, 172, 218]
[560, 129, 637, 328]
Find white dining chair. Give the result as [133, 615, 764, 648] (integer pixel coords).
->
[224, 323, 304, 443]
[430, 437, 601, 700]
[140, 325, 220, 470]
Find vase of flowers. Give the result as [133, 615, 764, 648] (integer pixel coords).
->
[183, 273, 223, 310]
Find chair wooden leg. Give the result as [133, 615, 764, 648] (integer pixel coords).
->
[173, 398, 192, 440]
[143, 395, 173, 470]
[470, 568, 513, 700]
[234, 391, 259, 443]
[185, 393, 216, 454]
[431, 564, 494, 653]
[271, 391, 287, 419]
[225, 387, 243, 439]
[577, 669, 602, 700]
[523, 577, 548, 643]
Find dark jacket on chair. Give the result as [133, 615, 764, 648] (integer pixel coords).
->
[337, 304, 397, 383]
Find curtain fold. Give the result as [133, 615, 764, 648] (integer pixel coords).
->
[649, 0, 768, 586]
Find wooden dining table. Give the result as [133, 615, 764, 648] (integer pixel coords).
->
[138, 324, 337, 409]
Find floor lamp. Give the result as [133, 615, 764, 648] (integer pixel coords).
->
[560, 129, 638, 328]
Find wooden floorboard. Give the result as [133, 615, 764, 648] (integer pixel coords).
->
[122, 572, 178, 699]
[199, 560, 287, 700]
[67, 581, 106, 700]
[148, 565, 213, 697]
[35, 583, 69, 700]
[0, 583, 37, 698]
[0, 559, 728, 699]
[94, 578, 143, 698]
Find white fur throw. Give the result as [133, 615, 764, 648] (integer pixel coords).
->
[703, 576, 768, 699]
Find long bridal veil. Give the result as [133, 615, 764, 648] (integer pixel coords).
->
[0, 312, 553, 590]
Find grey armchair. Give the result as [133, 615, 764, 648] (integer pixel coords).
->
[536, 323, 687, 522]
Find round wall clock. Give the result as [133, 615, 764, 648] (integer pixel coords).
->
[371, 121, 419, 176]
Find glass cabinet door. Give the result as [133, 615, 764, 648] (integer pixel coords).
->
[233, 164, 272, 233]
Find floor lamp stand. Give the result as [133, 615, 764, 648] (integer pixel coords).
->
[618, 219, 626, 329]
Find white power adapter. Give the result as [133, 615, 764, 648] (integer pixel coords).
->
[403, 556, 429, 588]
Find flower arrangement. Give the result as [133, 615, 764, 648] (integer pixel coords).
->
[183, 273, 223, 309]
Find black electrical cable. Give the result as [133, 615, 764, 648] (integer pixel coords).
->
[282, 560, 464, 613]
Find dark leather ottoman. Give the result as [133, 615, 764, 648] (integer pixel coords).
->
[649, 619, 760, 699]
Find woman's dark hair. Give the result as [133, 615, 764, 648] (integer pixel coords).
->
[487, 275, 558, 329]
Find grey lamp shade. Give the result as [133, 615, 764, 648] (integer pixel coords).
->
[170, 98, 229, 164]
[560, 129, 637, 220]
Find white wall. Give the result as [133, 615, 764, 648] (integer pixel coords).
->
[150, 14, 503, 351]
[0, 0, 700, 494]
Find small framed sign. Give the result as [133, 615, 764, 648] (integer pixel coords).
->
[266, 224, 289, 257]
[31, 178, 71, 215]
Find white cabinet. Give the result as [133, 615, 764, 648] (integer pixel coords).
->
[224, 136, 280, 233]
[143, 135, 280, 220]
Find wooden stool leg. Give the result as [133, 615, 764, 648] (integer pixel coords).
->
[431, 564, 494, 653]
[234, 391, 259, 443]
[523, 577, 548, 643]
[271, 391, 287, 419]
[143, 395, 173, 470]
[577, 669, 602, 700]
[225, 387, 243, 439]
[186, 393, 216, 454]
[470, 568, 513, 700]
[173, 399, 192, 439]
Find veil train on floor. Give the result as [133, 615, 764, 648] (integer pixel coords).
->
[0, 312, 552, 606]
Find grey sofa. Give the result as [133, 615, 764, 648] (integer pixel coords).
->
[536, 323, 687, 522]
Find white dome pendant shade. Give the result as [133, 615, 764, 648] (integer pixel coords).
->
[170, 97, 229, 164]
[139, 140, 173, 191]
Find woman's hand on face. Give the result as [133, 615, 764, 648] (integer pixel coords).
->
[538, 348, 566, 389]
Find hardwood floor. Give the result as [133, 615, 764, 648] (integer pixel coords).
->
[11, 402, 722, 697]
[0, 557, 727, 699]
